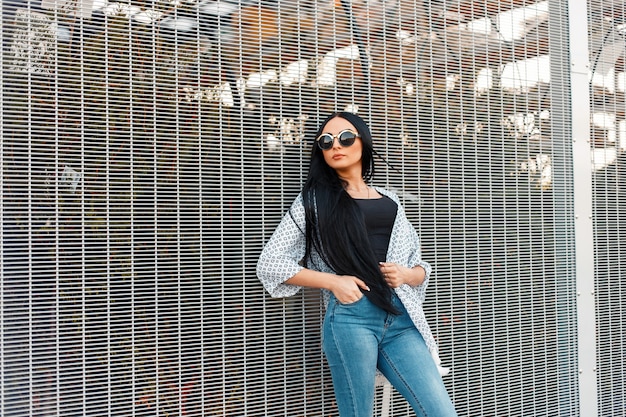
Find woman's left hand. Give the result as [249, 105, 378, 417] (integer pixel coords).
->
[379, 262, 425, 287]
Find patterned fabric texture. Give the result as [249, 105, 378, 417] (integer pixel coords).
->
[256, 186, 449, 376]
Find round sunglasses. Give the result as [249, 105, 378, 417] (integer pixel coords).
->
[315, 129, 360, 151]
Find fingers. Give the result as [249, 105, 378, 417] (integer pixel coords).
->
[379, 262, 401, 287]
[333, 276, 368, 304]
[379, 262, 394, 277]
[354, 277, 370, 292]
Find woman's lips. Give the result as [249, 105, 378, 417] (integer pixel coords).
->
[332, 154, 345, 160]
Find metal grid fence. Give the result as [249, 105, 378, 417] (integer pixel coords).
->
[1, 0, 623, 416]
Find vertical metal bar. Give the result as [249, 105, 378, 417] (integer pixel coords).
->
[53, 5, 61, 415]
[0, 5, 4, 415]
[569, 0, 599, 413]
[80, 8, 88, 414]
[105, 46, 112, 417]
[127, 3, 137, 415]
[103, 7, 113, 417]
[26, 4, 34, 416]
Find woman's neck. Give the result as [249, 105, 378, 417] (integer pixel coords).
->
[339, 174, 368, 193]
[340, 176, 371, 200]
[343, 181, 369, 193]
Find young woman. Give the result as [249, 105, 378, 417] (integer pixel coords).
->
[257, 112, 458, 417]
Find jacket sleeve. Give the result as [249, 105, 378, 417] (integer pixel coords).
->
[405, 218, 432, 284]
[400, 209, 432, 302]
[256, 194, 306, 298]
[386, 192, 432, 302]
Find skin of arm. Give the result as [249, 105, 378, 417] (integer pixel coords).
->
[285, 268, 370, 304]
[284, 263, 425, 303]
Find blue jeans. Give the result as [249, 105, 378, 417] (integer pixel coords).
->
[322, 293, 458, 417]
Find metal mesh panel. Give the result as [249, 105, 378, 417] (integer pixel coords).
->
[1, 1, 582, 416]
[588, 1, 626, 416]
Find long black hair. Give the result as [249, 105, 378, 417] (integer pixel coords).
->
[301, 112, 399, 314]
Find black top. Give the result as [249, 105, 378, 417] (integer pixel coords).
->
[354, 195, 398, 263]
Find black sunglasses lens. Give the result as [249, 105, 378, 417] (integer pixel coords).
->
[317, 134, 334, 150]
[338, 131, 357, 147]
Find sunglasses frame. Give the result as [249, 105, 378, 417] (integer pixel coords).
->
[315, 129, 360, 151]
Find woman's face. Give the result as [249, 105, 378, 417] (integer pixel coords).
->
[319, 117, 363, 176]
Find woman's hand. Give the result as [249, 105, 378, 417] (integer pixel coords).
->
[329, 275, 370, 304]
[379, 262, 425, 288]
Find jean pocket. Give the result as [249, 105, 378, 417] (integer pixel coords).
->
[336, 293, 366, 307]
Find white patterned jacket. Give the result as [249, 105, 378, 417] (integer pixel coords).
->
[256, 186, 449, 375]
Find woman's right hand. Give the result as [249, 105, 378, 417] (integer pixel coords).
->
[330, 275, 370, 304]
